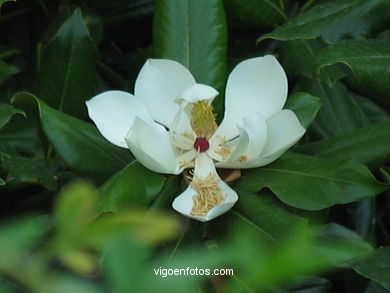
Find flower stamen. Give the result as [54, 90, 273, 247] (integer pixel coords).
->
[190, 174, 225, 217]
[190, 101, 217, 139]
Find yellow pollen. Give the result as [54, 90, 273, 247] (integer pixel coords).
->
[190, 174, 225, 217]
[190, 101, 217, 139]
[238, 155, 247, 162]
[215, 146, 231, 160]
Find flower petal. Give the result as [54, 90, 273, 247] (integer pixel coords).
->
[86, 90, 153, 148]
[181, 83, 219, 103]
[218, 55, 288, 138]
[172, 153, 238, 222]
[134, 59, 196, 128]
[217, 110, 305, 169]
[261, 109, 306, 158]
[125, 117, 181, 174]
[170, 106, 195, 150]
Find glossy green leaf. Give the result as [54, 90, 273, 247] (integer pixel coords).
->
[35, 9, 97, 119]
[0, 60, 18, 85]
[318, 40, 390, 106]
[279, 39, 370, 139]
[1, 156, 57, 190]
[213, 191, 308, 245]
[298, 76, 371, 138]
[0, 103, 25, 129]
[12, 92, 131, 183]
[259, 0, 390, 43]
[148, 176, 181, 210]
[285, 92, 321, 128]
[223, 0, 288, 28]
[352, 246, 390, 291]
[297, 121, 390, 170]
[236, 153, 387, 210]
[0, 177, 4, 185]
[99, 161, 166, 212]
[153, 0, 227, 113]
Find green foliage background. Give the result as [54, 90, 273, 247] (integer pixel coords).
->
[0, 0, 389, 292]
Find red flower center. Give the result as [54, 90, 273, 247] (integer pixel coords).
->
[193, 137, 210, 152]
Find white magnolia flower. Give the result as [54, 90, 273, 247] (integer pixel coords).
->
[86, 56, 306, 222]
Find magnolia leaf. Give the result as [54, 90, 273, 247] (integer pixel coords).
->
[237, 153, 387, 210]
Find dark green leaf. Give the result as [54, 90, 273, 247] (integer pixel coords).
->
[35, 9, 97, 119]
[352, 246, 390, 291]
[12, 92, 131, 183]
[154, 0, 227, 113]
[236, 153, 387, 210]
[0, 177, 4, 185]
[259, 0, 390, 43]
[318, 40, 390, 106]
[296, 121, 390, 170]
[223, 0, 288, 28]
[148, 175, 181, 210]
[354, 95, 389, 124]
[0, 60, 18, 85]
[0, 103, 25, 129]
[285, 92, 321, 128]
[0, 0, 15, 14]
[99, 161, 166, 212]
[213, 191, 308, 245]
[1, 156, 57, 190]
[298, 77, 371, 138]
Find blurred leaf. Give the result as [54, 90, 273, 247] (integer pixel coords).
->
[259, 0, 390, 43]
[0, 60, 18, 85]
[318, 40, 390, 106]
[0, 177, 4, 185]
[0, 103, 25, 129]
[213, 191, 308, 245]
[0, 216, 48, 270]
[13, 92, 131, 183]
[99, 161, 166, 212]
[296, 121, 390, 170]
[223, 0, 288, 28]
[54, 182, 98, 243]
[35, 9, 97, 119]
[1, 155, 57, 190]
[352, 246, 390, 291]
[237, 153, 387, 210]
[154, 0, 227, 114]
[84, 210, 179, 249]
[102, 236, 151, 293]
[285, 92, 321, 128]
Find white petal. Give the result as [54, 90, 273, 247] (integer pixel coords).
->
[218, 55, 288, 138]
[125, 117, 180, 174]
[86, 90, 153, 148]
[180, 83, 219, 103]
[261, 109, 306, 158]
[134, 59, 195, 128]
[169, 106, 195, 150]
[217, 110, 305, 169]
[172, 153, 238, 222]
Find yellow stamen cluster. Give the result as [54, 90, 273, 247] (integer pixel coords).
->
[190, 174, 225, 217]
[190, 101, 217, 139]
